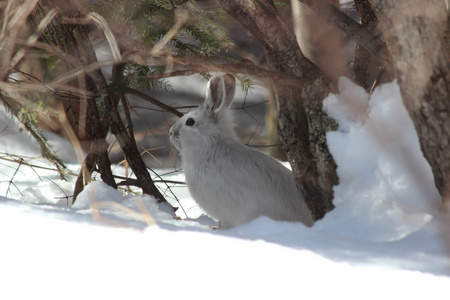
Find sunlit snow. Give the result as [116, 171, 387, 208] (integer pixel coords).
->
[1, 78, 449, 299]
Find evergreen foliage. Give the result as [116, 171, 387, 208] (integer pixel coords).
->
[93, 0, 232, 57]
[122, 64, 173, 92]
[1, 92, 66, 178]
[90, 0, 237, 92]
[0, 0, 251, 198]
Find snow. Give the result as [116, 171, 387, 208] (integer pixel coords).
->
[1, 78, 450, 299]
[320, 78, 442, 242]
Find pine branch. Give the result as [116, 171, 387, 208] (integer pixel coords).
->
[0, 93, 67, 179]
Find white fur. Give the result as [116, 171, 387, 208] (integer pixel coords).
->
[170, 75, 314, 228]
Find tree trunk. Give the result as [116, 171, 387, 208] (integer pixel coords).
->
[353, 0, 378, 91]
[73, 75, 117, 203]
[218, 0, 338, 219]
[370, 0, 450, 198]
[76, 25, 166, 203]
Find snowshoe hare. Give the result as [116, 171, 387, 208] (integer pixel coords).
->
[170, 74, 314, 228]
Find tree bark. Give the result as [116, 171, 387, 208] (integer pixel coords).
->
[73, 76, 117, 203]
[370, 0, 450, 198]
[76, 25, 166, 202]
[218, 0, 338, 219]
[353, 0, 378, 91]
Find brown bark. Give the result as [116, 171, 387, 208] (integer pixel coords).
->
[445, 10, 450, 53]
[218, 0, 338, 219]
[275, 85, 337, 218]
[370, 0, 450, 198]
[76, 25, 166, 202]
[47, 19, 117, 202]
[73, 75, 117, 203]
[353, 0, 378, 91]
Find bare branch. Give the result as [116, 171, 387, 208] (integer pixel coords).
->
[168, 57, 324, 89]
[126, 87, 183, 118]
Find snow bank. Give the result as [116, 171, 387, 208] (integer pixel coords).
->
[319, 77, 441, 242]
[0, 198, 449, 300]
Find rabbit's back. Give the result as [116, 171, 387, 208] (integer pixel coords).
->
[183, 141, 314, 228]
[170, 74, 314, 228]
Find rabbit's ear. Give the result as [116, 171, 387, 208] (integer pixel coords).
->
[204, 74, 236, 115]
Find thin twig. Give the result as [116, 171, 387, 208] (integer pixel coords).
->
[233, 100, 269, 110]
[44, 176, 72, 206]
[6, 158, 23, 198]
[147, 68, 204, 80]
[126, 87, 183, 118]
[91, 200, 157, 227]
[0, 154, 77, 176]
[247, 143, 283, 148]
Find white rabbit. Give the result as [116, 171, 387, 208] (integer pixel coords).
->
[170, 74, 314, 228]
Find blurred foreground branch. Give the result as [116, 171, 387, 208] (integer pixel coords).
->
[299, 0, 389, 63]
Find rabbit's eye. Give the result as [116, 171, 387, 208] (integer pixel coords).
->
[185, 118, 195, 126]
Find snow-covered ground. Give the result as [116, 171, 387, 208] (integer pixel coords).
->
[1, 77, 449, 299]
